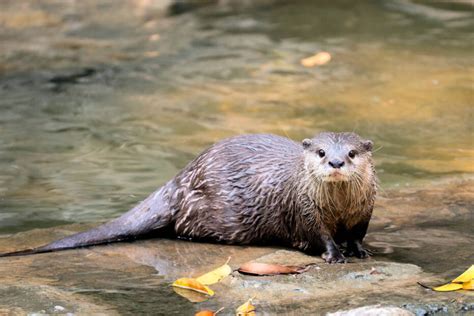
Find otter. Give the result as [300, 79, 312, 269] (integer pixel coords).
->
[0, 132, 376, 263]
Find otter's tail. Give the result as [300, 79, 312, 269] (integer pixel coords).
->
[0, 187, 174, 257]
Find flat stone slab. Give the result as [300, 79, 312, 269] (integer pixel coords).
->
[328, 305, 415, 316]
[0, 179, 472, 314]
[0, 238, 472, 315]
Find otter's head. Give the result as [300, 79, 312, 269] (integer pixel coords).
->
[302, 132, 374, 183]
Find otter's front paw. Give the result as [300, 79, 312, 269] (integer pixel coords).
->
[322, 251, 346, 264]
[356, 248, 370, 259]
[345, 242, 371, 259]
[346, 248, 369, 259]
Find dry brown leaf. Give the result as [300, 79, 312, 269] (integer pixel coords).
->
[300, 52, 331, 67]
[238, 262, 311, 276]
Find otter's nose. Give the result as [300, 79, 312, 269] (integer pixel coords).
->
[328, 160, 345, 169]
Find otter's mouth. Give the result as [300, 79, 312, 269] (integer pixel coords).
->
[323, 171, 349, 182]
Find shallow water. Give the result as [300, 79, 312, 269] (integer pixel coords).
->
[0, 0, 473, 314]
[0, 0, 472, 233]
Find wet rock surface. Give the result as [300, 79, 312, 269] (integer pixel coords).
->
[327, 305, 415, 316]
[0, 179, 472, 315]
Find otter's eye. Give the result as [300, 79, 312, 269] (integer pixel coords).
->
[348, 150, 357, 159]
[318, 149, 325, 158]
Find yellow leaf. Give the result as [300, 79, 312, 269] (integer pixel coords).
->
[236, 298, 256, 316]
[300, 52, 331, 67]
[433, 283, 463, 292]
[452, 265, 474, 283]
[172, 287, 209, 303]
[462, 280, 473, 290]
[196, 257, 232, 285]
[172, 278, 214, 296]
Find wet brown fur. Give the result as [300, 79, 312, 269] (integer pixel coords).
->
[0, 133, 377, 261]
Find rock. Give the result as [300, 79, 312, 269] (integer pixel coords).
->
[53, 305, 65, 311]
[0, 179, 472, 314]
[327, 305, 414, 316]
[218, 251, 426, 314]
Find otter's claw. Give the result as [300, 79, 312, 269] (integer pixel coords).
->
[343, 248, 370, 258]
[322, 251, 346, 264]
[344, 242, 372, 259]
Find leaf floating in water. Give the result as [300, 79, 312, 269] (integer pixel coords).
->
[238, 262, 311, 276]
[452, 265, 474, 283]
[196, 257, 232, 285]
[236, 298, 256, 316]
[300, 52, 331, 67]
[172, 278, 215, 296]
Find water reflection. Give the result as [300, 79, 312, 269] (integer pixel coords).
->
[0, 1, 472, 230]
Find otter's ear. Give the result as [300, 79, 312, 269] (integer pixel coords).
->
[363, 140, 373, 152]
[302, 138, 312, 150]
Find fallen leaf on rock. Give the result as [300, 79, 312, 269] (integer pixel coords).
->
[172, 278, 214, 296]
[429, 265, 474, 292]
[452, 265, 474, 283]
[196, 257, 232, 285]
[236, 298, 255, 316]
[433, 283, 463, 292]
[238, 262, 312, 276]
[462, 280, 473, 290]
[300, 51, 331, 67]
[172, 259, 233, 302]
[195, 307, 224, 316]
[195, 312, 214, 316]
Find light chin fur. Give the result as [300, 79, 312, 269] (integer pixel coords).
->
[322, 176, 349, 182]
[321, 170, 351, 182]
